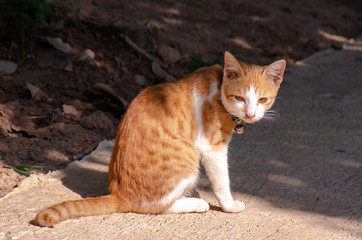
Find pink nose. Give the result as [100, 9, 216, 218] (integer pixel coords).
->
[246, 113, 255, 119]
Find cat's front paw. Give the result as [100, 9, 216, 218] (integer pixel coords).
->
[221, 200, 245, 213]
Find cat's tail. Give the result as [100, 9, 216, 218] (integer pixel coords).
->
[34, 194, 124, 227]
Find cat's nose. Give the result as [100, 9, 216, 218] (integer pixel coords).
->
[246, 113, 255, 119]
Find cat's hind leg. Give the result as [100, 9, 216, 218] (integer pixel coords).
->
[165, 197, 210, 213]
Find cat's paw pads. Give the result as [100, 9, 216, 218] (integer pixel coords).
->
[222, 200, 245, 213]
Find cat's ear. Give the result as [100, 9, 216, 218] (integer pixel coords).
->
[264, 59, 286, 86]
[224, 51, 244, 80]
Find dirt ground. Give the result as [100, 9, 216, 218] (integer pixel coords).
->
[1, 0, 362, 197]
[1, 45, 362, 239]
[0, 0, 361, 238]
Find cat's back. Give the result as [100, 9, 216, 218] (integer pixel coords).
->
[123, 64, 223, 127]
[111, 64, 224, 161]
[139, 64, 223, 105]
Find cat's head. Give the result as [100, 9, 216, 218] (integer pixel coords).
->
[221, 51, 286, 124]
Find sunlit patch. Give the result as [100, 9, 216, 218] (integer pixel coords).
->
[317, 30, 348, 43]
[250, 16, 268, 23]
[329, 158, 362, 168]
[283, 142, 311, 150]
[44, 150, 69, 162]
[162, 17, 182, 25]
[267, 174, 305, 187]
[266, 159, 291, 169]
[231, 37, 253, 50]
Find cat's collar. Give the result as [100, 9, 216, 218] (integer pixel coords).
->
[228, 114, 246, 134]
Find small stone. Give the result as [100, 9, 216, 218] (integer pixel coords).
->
[62, 104, 82, 117]
[134, 75, 152, 87]
[158, 44, 181, 64]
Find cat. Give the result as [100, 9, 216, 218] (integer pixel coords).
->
[34, 51, 286, 227]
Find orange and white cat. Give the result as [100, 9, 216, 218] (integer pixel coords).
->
[35, 52, 286, 227]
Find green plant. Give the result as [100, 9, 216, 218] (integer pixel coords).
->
[0, 0, 53, 54]
[189, 55, 222, 71]
[0, 153, 43, 176]
[0, 164, 43, 176]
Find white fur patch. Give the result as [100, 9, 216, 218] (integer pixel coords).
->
[193, 83, 205, 137]
[207, 81, 219, 103]
[159, 175, 198, 206]
[141, 175, 198, 207]
[166, 198, 210, 213]
[193, 80, 242, 212]
[193, 80, 221, 153]
[245, 85, 258, 117]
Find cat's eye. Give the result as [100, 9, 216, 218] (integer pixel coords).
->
[258, 98, 268, 104]
[234, 96, 245, 102]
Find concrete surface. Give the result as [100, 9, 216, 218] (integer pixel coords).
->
[0, 43, 361, 240]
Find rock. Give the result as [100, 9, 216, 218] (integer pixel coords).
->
[0, 168, 26, 198]
[0, 117, 12, 135]
[0, 60, 17, 75]
[73, 49, 96, 62]
[157, 44, 181, 64]
[44, 37, 72, 54]
[134, 74, 152, 87]
[62, 104, 82, 118]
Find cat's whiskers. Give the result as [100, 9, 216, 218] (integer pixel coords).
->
[263, 109, 280, 121]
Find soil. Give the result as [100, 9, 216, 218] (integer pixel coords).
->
[1, 44, 362, 238]
[0, 0, 361, 203]
[0, 0, 362, 238]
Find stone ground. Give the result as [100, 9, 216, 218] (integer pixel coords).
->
[0, 41, 361, 240]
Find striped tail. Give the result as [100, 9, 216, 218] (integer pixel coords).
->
[35, 194, 122, 227]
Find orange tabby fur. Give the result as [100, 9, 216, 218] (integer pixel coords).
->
[35, 52, 286, 227]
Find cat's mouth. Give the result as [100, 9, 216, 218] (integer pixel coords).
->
[230, 114, 260, 125]
[240, 115, 263, 124]
[242, 118, 258, 124]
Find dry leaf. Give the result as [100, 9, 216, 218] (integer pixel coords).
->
[93, 83, 129, 109]
[16, 127, 50, 138]
[0, 75, 13, 81]
[64, 61, 73, 71]
[0, 60, 17, 74]
[26, 82, 50, 102]
[44, 37, 95, 66]
[73, 49, 96, 62]
[84, 49, 95, 59]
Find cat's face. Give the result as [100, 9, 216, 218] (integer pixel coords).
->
[221, 52, 286, 124]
